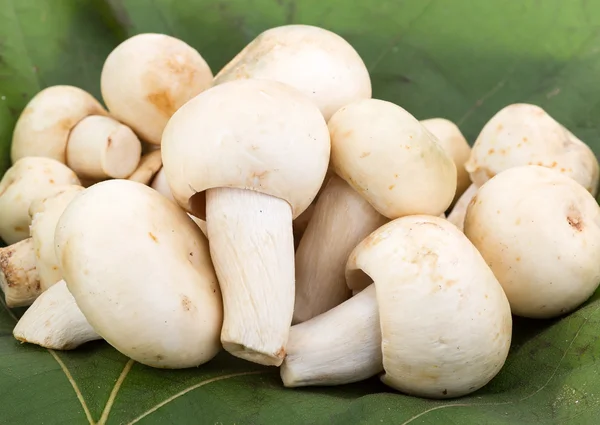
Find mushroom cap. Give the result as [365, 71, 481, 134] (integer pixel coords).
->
[161, 79, 330, 219]
[0, 157, 80, 245]
[346, 215, 512, 399]
[54, 179, 223, 368]
[213, 24, 371, 120]
[11, 85, 108, 163]
[464, 165, 600, 319]
[328, 99, 457, 218]
[465, 103, 599, 195]
[420, 118, 472, 201]
[101, 33, 213, 145]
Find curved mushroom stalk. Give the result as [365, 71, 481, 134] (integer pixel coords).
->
[161, 79, 330, 366]
[293, 175, 387, 324]
[293, 99, 456, 323]
[446, 183, 478, 231]
[127, 150, 163, 185]
[13, 280, 101, 350]
[281, 284, 382, 387]
[55, 179, 223, 369]
[0, 238, 41, 307]
[0, 157, 80, 245]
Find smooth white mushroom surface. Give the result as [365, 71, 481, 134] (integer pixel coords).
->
[346, 215, 512, 399]
[54, 179, 223, 368]
[464, 165, 600, 319]
[127, 149, 163, 185]
[213, 24, 371, 120]
[465, 103, 599, 196]
[101, 33, 213, 145]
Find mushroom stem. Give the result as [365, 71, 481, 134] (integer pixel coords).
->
[447, 183, 478, 232]
[13, 279, 101, 350]
[293, 174, 387, 324]
[127, 150, 163, 185]
[205, 187, 294, 366]
[281, 284, 382, 387]
[0, 238, 41, 307]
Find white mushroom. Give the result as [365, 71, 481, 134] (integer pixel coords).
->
[0, 238, 40, 307]
[446, 183, 478, 231]
[420, 118, 472, 203]
[213, 24, 371, 120]
[0, 157, 80, 244]
[161, 79, 330, 366]
[54, 179, 223, 368]
[13, 280, 101, 350]
[465, 103, 599, 196]
[464, 165, 600, 319]
[101, 33, 213, 145]
[127, 150, 163, 185]
[294, 99, 456, 323]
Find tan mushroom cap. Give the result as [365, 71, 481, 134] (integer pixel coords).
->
[54, 179, 223, 368]
[0, 157, 80, 245]
[101, 33, 213, 145]
[346, 215, 512, 399]
[161, 79, 330, 220]
[465, 103, 599, 195]
[11, 85, 108, 164]
[464, 165, 600, 319]
[329, 99, 457, 219]
[213, 24, 372, 120]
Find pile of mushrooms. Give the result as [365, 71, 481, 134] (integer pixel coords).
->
[1, 24, 599, 400]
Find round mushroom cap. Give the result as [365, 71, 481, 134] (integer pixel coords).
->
[464, 165, 600, 319]
[420, 118, 472, 202]
[213, 24, 372, 120]
[54, 179, 223, 368]
[329, 99, 457, 219]
[465, 103, 599, 195]
[11, 85, 108, 164]
[346, 215, 512, 399]
[161, 79, 330, 220]
[101, 33, 213, 145]
[0, 157, 80, 245]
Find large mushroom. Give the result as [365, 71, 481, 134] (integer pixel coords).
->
[101, 33, 213, 145]
[293, 99, 457, 324]
[282, 215, 512, 399]
[213, 24, 371, 120]
[0, 157, 80, 244]
[464, 165, 600, 319]
[161, 78, 330, 366]
[10, 86, 142, 180]
[54, 179, 223, 368]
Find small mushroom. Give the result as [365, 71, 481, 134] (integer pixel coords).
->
[446, 183, 478, 231]
[213, 24, 371, 120]
[161, 79, 330, 366]
[420, 118, 472, 203]
[13, 280, 101, 350]
[127, 150, 163, 185]
[101, 33, 213, 145]
[293, 99, 456, 323]
[0, 157, 80, 244]
[465, 103, 599, 196]
[464, 165, 600, 319]
[66, 115, 142, 180]
[54, 179, 223, 368]
[0, 238, 40, 307]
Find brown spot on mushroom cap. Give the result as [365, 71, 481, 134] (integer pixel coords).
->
[360, 152, 371, 158]
[146, 91, 177, 117]
[567, 215, 583, 232]
[274, 346, 286, 359]
[181, 295, 193, 311]
[13, 226, 25, 232]
[148, 232, 159, 243]
[388, 184, 395, 190]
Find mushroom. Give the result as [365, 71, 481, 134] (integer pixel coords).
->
[0, 157, 80, 244]
[420, 118, 472, 203]
[0, 238, 40, 307]
[101, 33, 213, 145]
[54, 179, 222, 368]
[213, 24, 371, 120]
[446, 183, 478, 231]
[293, 99, 457, 324]
[13, 280, 101, 350]
[465, 103, 599, 196]
[161, 79, 330, 366]
[464, 165, 600, 319]
[284, 216, 512, 397]
[127, 150, 163, 185]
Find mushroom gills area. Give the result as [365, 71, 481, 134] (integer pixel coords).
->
[205, 186, 295, 366]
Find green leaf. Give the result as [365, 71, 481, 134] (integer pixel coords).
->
[1, 0, 600, 424]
